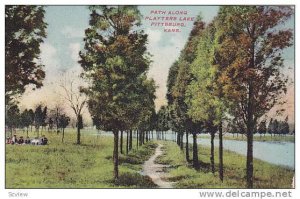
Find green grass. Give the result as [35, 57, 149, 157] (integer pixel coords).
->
[198, 134, 295, 143]
[6, 130, 157, 188]
[155, 141, 294, 188]
[6, 129, 294, 188]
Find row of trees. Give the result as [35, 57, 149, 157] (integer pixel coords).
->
[166, 6, 293, 188]
[6, 103, 73, 139]
[227, 116, 291, 137]
[79, 6, 158, 181]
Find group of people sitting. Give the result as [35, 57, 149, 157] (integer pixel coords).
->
[6, 134, 48, 145]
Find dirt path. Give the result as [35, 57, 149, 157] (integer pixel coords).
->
[142, 144, 173, 188]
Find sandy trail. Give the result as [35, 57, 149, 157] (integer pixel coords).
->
[142, 144, 173, 188]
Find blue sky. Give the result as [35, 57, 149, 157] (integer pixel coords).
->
[19, 6, 295, 123]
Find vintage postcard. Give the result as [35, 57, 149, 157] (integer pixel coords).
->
[3, 2, 296, 199]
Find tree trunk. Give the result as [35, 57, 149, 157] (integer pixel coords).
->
[185, 132, 189, 162]
[76, 115, 81, 145]
[136, 130, 139, 149]
[246, 81, 254, 188]
[113, 130, 119, 181]
[126, 130, 129, 154]
[62, 128, 65, 143]
[129, 130, 132, 151]
[247, 127, 254, 188]
[120, 131, 123, 154]
[193, 132, 199, 170]
[151, 131, 153, 140]
[219, 123, 224, 182]
[210, 132, 215, 174]
[26, 127, 29, 137]
[146, 131, 149, 142]
[142, 131, 145, 145]
[180, 133, 184, 150]
[177, 132, 180, 146]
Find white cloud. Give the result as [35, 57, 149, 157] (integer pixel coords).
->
[145, 28, 162, 44]
[69, 42, 81, 62]
[61, 26, 84, 38]
[40, 42, 61, 81]
[145, 28, 187, 110]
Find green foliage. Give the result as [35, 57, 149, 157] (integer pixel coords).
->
[258, 120, 267, 135]
[5, 6, 47, 102]
[80, 5, 154, 132]
[215, 6, 293, 125]
[166, 15, 206, 134]
[34, 105, 47, 130]
[156, 106, 170, 132]
[58, 114, 70, 129]
[166, 61, 179, 104]
[6, 103, 20, 130]
[19, 109, 32, 129]
[186, 21, 226, 132]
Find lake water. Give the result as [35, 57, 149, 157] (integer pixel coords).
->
[197, 137, 294, 169]
[87, 129, 294, 169]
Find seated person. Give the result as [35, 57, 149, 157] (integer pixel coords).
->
[6, 137, 12, 144]
[31, 137, 40, 145]
[18, 136, 24, 144]
[41, 135, 48, 145]
[24, 136, 31, 144]
[11, 135, 18, 144]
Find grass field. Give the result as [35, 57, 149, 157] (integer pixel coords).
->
[6, 130, 157, 188]
[155, 141, 294, 188]
[6, 129, 294, 188]
[198, 134, 295, 143]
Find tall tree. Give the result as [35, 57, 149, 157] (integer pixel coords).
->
[79, 6, 152, 181]
[166, 61, 179, 104]
[282, 116, 290, 135]
[58, 114, 70, 143]
[20, 109, 32, 136]
[157, 106, 170, 141]
[167, 15, 206, 165]
[215, 6, 293, 188]
[34, 105, 43, 137]
[28, 109, 35, 132]
[5, 6, 47, 103]
[267, 118, 274, 136]
[186, 20, 227, 175]
[60, 72, 86, 144]
[258, 120, 267, 138]
[48, 118, 54, 132]
[41, 106, 47, 131]
[273, 119, 279, 136]
[6, 103, 20, 137]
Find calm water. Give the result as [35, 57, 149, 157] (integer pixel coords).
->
[86, 129, 294, 169]
[197, 137, 294, 169]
